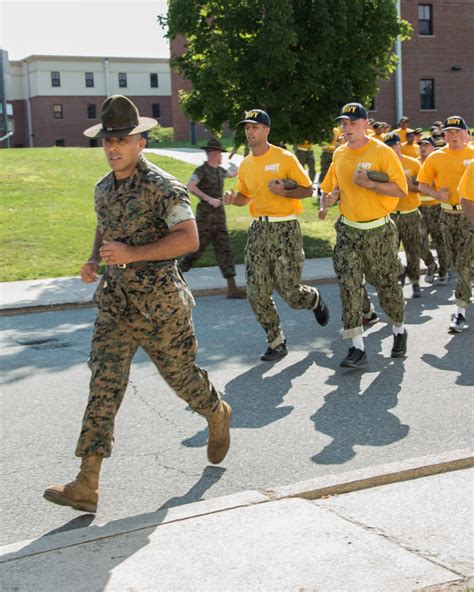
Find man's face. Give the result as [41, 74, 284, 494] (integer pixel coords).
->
[400, 120, 409, 129]
[244, 123, 269, 148]
[406, 134, 415, 145]
[102, 134, 146, 179]
[340, 118, 369, 144]
[206, 149, 222, 166]
[444, 128, 466, 150]
[419, 143, 435, 160]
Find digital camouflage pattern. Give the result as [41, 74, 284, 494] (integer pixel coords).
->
[440, 212, 473, 308]
[75, 156, 220, 458]
[180, 163, 236, 278]
[245, 219, 318, 347]
[391, 210, 423, 282]
[419, 204, 448, 276]
[295, 149, 316, 183]
[333, 218, 405, 338]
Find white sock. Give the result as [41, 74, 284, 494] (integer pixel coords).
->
[393, 324, 405, 336]
[456, 306, 466, 318]
[311, 290, 320, 309]
[352, 335, 365, 351]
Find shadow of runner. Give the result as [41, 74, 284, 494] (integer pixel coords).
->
[311, 356, 408, 465]
[182, 352, 319, 448]
[157, 466, 226, 511]
[422, 330, 474, 387]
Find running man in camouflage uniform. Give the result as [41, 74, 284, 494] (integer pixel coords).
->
[223, 109, 329, 362]
[44, 95, 231, 514]
[321, 103, 408, 368]
[179, 138, 245, 299]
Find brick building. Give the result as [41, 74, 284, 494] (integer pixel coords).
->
[170, 0, 474, 141]
[1, 53, 172, 148]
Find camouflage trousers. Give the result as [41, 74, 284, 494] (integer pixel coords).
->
[245, 219, 318, 347]
[319, 151, 334, 187]
[440, 211, 473, 308]
[75, 264, 220, 458]
[295, 149, 316, 183]
[333, 218, 405, 338]
[392, 210, 423, 283]
[180, 202, 236, 279]
[419, 204, 449, 276]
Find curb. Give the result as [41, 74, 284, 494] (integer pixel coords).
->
[0, 276, 338, 317]
[1, 449, 471, 564]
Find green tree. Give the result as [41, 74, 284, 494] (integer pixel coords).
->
[160, 0, 411, 145]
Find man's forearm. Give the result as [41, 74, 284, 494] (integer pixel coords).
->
[128, 221, 199, 262]
[418, 183, 448, 202]
[187, 182, 213, 203]
[284, 185, 313, 199]
[371, 181, 406, 198]
[89, 225, 103, 262]
[232, 191, 252, 206]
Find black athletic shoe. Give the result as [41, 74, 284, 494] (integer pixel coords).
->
[412, 284, 421, 298]
[448, 313, 465, 334]
[260, 340, 288, 362]
[362, 311, 380, 326]
[391, 331, 408, 358]
[313, 292, 330, 326]
[340, 347, 368, 368]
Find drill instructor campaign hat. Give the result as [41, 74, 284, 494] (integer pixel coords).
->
[83, 95, 157, 138]
[335, 102, 368, 121]
[443, 115, 469, 131]
[238, 109, 271, 127]
[200, 138, 227, 152]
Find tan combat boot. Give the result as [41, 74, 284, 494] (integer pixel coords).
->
[205, 401, 232, 464]
[43, 455, 102, 513]
[226, 277, 246, 299]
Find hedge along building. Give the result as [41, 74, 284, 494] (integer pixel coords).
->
[169, 0, 474, 142]
[1, 52, 173, 148]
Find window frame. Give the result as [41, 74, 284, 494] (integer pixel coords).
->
[418, 4, 433, 36]
[152, 103, 161, 119]
[53, 104, 64, 119]
[150, 73, 159, 88]
[118, 72, 127, 88]
[420, 78, 435, 110]
[85, 72, 95, 88]
[51, 71, 61, 87]
[87, 104, 97, 119]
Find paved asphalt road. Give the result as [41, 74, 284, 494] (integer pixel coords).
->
[1, 281, 472, 545]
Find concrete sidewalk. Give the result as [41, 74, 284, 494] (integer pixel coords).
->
[1, 454, 472, 591]
[0, 257, 337, 314]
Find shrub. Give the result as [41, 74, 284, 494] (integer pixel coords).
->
[148, 125, 174, 144]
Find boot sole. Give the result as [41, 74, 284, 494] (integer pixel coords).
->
[340, 357, 368, 368]
[208, 402, 232, 465]
[43, 489, 97, 513]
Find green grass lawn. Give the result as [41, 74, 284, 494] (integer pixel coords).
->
[0, 147, 336, 282]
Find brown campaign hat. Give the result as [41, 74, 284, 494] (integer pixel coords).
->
[83, 95, 157, 138]
[200, 138, 227, 152]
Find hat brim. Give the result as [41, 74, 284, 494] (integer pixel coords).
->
[200, 146, 227, 152]
[83, 117, 157, 138]
[335, 115, 365, 121]
[442, 126, 466, 131]
[238, 118, 270, 126]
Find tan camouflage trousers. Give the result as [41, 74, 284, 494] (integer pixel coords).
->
[75, 265, 220, 457]
[440, 211, 473, 308]
[245, 219, 318, 347]
[180, 202, 236, 278]
[333, 218, 405, 338]
[392, 210, 423, 283]
[419, 204, 449, 276]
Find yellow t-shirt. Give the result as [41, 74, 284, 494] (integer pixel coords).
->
[394, 128, 409, 143]
[401, 142, 420, 159]
[296, 141, 312, 151]
[458, 160, 474, 202]
[397, 155, 421, 211]
[418, 156, 439, 206]
[237, 145, 311, 217]
[417, 145, 474, 206]
[320, 137, 408, 222]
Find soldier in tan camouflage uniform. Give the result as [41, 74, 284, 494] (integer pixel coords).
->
[179, 138, 246, 299]
[43, 95, 231, 514]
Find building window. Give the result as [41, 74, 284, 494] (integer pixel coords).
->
[85, 72, 94, 88]
[420, 79, 435, 110]
[87, 104, 97, 119]
[150, 73, 159, 88]
[55, 139, 65, 147]
[53, 104, 63, 119]
[118, 73, 127, 88]
[51, 71, 61, 87]
[419, 4, 433, 35]
[89, 139, 99, 147]
[152, 103, 161, 118]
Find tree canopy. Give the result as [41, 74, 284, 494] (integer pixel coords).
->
[160, 0, 412, 145]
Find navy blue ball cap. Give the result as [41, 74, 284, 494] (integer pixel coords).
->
[443, 115, 469, 131]
[336, 102, 368, 121]
[238, 109, 271, 127]
[384, 132, 401, 146]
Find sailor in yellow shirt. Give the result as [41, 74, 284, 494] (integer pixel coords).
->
[459, 160, 474, 222]
[384, 133, 423, 298]
[417, 136, 448, 283]
[320, 102, 408, 368]
[294, 141, 316, 184]
[394, 116, 411, 143]
[401, 130, 420, 159]
[223, 109, 329, 362]
[418, 115, 474, 333]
